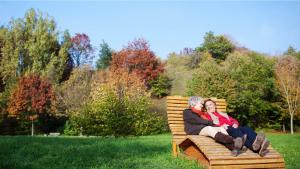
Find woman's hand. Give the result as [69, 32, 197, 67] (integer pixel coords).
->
[232, 123, 238, 128]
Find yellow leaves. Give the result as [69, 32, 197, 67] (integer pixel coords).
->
[91, 67, 149, 104]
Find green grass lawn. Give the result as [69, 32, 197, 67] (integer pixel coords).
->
[0, 133, 299, 169]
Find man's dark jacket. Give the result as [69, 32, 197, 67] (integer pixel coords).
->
[183, 109, 214, 135]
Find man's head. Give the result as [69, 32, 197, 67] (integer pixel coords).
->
[188, 96, 204, 110]
[204, 99, 217, 113]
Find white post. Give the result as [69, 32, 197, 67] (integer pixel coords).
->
[290, 115, 294, 134]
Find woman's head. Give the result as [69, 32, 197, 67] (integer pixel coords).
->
[188, 96, 204, 110]
[204, 99, 217, 113]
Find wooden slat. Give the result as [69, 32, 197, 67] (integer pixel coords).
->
[168, 121, 184, 124]
[167, 114, 183, 118]
[167, 107, 186, 110]
[217, 109, 226, 112]
[210, 158, 284, 165]
[169, 124, 184, 128]
[167, 110, 183, 114]
[171, 127, 184, 131]
[173, 135, 187, 141]
[171, 131, 186, 135]
[173, 136, 186, 140]
[204, 148, 279, 154]
[206, 152, 282, 159]
[211, 163, 285, 169]
[168, 117, 183, 121]
[167, 103, 189, 107]
[171, 130, 185, 133]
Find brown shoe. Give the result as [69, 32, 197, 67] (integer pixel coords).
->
[259, 139, 270, 157]
[231, 149, 239, 156]
[241, 146, 248, 153]
[252, 133, 265, 151]
[233, 137, 243, 150]
[259, 149, 269, 157]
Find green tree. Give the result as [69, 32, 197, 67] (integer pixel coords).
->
[187, 55, 237, 102]
[224, 52, 280, 127]
[195, 31, 235, 61]
[0, 9, 71, 85]
[284, 46, 300, 60]
[149, 74, 172, 98]
[96, 40, 113, 70]
[187, 52, 281, 128]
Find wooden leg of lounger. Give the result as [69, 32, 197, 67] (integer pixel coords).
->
[172, 141, 178, 157]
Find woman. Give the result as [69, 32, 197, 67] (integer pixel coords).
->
[183, 96, 245, 156]
[203, 99, 270, 157]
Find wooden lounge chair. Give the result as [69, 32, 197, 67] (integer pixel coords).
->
[167, 96, 285, 169]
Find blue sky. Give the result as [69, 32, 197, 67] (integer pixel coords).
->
[0, 1, 299, 59]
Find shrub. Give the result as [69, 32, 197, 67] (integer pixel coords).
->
[64, 68, 165, 136]
[149, 74, 172, 98]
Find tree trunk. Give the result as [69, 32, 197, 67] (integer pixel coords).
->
[31, 119, 34, 136]
[282, 123, 286, 133]
[290, 115, 294, 134]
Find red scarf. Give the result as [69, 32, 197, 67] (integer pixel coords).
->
[191, 108, 209, 120]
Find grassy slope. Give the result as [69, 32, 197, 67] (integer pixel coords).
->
[0, 133, 299, 169]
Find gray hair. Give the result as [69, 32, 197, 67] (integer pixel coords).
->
[188, 96, 203, 107]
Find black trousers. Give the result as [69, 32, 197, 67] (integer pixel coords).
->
[226, 125, 257, 149]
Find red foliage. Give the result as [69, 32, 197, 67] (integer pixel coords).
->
[70, 33, 93, 67]
[110, 38, 164, 86]
[7, 75, 55, 118]
[71, 33, 91, 49]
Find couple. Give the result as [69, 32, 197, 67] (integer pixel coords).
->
[183, 96, 270, 157]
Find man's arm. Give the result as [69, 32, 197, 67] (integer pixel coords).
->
[183, 109, 214, 126]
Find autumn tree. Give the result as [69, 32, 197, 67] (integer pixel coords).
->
[110, 38, 164, 88]
[55, 65, 93, 115]
[70, 33, 94, 67]
[7, 74, 55, 135]
[275, 56, 300, 134]
[96, 40, 113, 70]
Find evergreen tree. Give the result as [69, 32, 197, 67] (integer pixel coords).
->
[96, 40, 112, 70]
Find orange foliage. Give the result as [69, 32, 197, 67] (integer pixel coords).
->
[7, 74, 55, 118]
[110, 38, 164, 87]
[91, 67, 149, 102]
